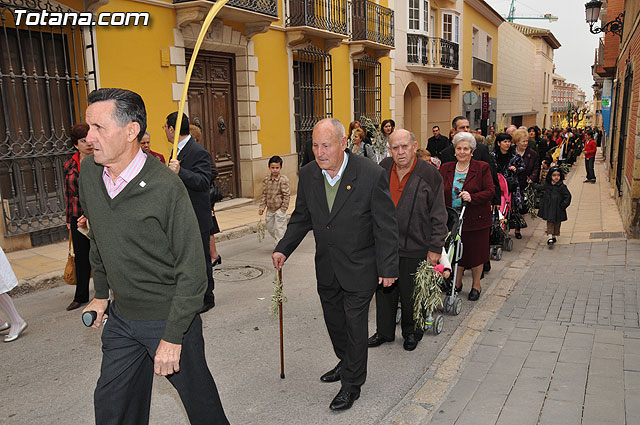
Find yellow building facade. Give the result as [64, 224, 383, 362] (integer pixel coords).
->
[0, 0, 394, 250]
[461, 0, 501, 133]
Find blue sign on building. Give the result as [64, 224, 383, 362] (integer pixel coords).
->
[601, 79, 613, 137]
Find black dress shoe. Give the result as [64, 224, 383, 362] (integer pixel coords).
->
[468, 288, 481, 301]
[515, 232, 522, 239]
[212, 255, 222, 267]
[320, 363, 342, 382]
[66, 301, 82, 311]
[367, 333, 393, 347]
[329, 389, 360, 411]
[403, 334, 419, 351]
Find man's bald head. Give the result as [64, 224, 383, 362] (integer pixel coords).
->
[389, 128, 414, 145]
[312, 118, 347, 174]
[313, 118, 345, 141]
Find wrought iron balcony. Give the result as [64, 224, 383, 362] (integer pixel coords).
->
[472, 56, 493, 84]
[286, 0, 348, 36]
[351, 0, 394, 47]
[407, 34, 459, 70]
[174, 0, 278, 16]
[226, 0, 278, 17]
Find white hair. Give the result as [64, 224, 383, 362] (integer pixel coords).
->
[314, 118, 345, 139]
[452, 132, 476, 150]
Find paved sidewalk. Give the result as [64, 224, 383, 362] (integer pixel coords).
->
[6, 196, 295, 288]
[556, 149, 625, 244]
[429, 240, 640, 425]
[421, 153, 638, 425]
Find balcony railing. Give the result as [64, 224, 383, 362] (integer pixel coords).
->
[351, 0, 394, 47]
[227, 0, 278, 16]
[407, 34, 459, 70]
[174, 0, 278, 17]
[286, 0, 348, 36]
[472, 56, 493, 84]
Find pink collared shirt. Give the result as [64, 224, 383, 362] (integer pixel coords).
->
[102, 148, 147, 199]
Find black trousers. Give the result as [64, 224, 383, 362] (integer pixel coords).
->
[201, 231, 214, 301]
[375, 257, 424, 340]
[585, 157, 596, 181]
[94, 305, 229, 425]
[317, 276, 375, 394]
[70, 217, 91, 303]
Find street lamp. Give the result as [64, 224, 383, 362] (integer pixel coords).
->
[585, 0, 625, 38]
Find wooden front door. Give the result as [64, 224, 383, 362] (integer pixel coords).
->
[186, 51, 239, 199]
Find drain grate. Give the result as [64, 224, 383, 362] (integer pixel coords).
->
[589, 232, 625, 239]
[214, 265, 264, 282]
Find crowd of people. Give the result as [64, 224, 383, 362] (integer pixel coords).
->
[0, 83, 600, 422]
[269, 116, 589, 412]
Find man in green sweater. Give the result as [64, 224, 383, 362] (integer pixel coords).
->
[79, 88, 228, 425]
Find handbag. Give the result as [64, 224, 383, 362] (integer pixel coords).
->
[209, 181, 224, 207]
[64, 231, 76, 285]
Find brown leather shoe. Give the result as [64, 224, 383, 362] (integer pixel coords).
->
[66, 301, 82, 311]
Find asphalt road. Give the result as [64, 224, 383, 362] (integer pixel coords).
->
[1, 230, 524, 425]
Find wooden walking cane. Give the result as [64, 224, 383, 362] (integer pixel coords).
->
[278, 262, 285, 379]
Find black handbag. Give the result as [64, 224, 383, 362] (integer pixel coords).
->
[209, 182, 224, 207]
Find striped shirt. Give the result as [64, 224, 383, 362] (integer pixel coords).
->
[102, 148, 147, 199]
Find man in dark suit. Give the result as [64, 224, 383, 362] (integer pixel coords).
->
[165, 112, 215, 312]
[426, 125, 451, 159]
[272, 118, 399, 411]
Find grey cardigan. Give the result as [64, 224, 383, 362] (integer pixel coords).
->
[380, 156, 448, 257]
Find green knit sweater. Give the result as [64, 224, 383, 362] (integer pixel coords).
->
[78, 154, 206, 344]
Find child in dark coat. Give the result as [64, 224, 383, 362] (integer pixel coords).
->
[536, 166, 572, 246]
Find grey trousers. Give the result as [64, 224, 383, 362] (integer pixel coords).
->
[94, 305, 229, 425]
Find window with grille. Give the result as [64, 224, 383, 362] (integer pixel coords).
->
[353, 56, 381, 126]
[0, 1, 96, 239]
[292, 46, 332, 168]
[428, 83, 451, 100]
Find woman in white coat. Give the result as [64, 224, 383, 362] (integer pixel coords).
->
[0, 247, 27, 342]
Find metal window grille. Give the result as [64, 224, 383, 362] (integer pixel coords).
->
[427, 83, 451, 100]
[0, 1, 97, 239]
[292, 46, 332, 168]
[353, 55, 380, 126]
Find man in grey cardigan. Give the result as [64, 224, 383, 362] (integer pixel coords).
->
[368, 129, 448, 351]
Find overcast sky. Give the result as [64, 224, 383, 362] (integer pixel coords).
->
[484, 0, 599, 100]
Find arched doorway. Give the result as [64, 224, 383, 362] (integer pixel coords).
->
[403, 82, 421, 140]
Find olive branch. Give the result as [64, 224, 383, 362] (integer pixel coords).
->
[270, 269, 287, 318]
[257, 218, 266, 243]
[411, 261, 443, 331]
